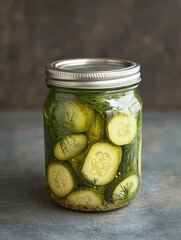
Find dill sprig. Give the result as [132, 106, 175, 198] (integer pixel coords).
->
[76, 93, 110, 117]
[52, 102, 78, 155]
[114, 182, 133, 202]
[58, 135, 76, 156]
[81, 172, 99, 187]
[53, 106, 76, 138]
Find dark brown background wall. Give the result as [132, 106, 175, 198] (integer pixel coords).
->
[1, 0, 181, 109]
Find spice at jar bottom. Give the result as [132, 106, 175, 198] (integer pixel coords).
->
[43, 58, 142, 212]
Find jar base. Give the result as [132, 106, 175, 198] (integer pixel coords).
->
[49, 191, 135, 213]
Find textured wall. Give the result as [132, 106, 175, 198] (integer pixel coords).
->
[1, 0, 181, 109]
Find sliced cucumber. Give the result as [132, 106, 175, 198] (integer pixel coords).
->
[68, 150, 86, 176]
[118, 111, 142, 175]
[54, 134, 87, 161]
[47, 162, 77, 198]
[119, 131, 141, 175]
[86, 113, 105, 142]
[82, 142, 122, 186]
[106, 112, 137, 146]
[138, 136, 142, 177]
[118, 109, 142, 175]
[66, 188, 104, 208]
[55, 100, 94, 132]
[105, 174, 139, 204]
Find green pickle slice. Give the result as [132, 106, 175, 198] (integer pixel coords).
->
[86, 113, 105, 142]
[54, 100, 94, 133]
[68, 150, 86, 179]
[82, 142, 122, 186]
[47, 162, 78, 198]
[119, 130, 141, 175]
[54, 134, 87, 161]
[138, 137, 142, 176]
[105, 174, 139, 205]
[66, 188, 104, 208]
[107, 112, 137, 146]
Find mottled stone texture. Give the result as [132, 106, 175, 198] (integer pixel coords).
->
[1, 0, 181, 109]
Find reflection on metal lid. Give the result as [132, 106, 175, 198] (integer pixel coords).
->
[46, 58, 141, 89]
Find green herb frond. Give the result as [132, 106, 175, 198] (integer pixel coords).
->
[52, 103, 78, 155]
[82, 172, 99, 187]
[114, 182, 133, 202]
[58, 135, 76, 155]
[53, 107, 76, 140]
[77, 94, 110, 117]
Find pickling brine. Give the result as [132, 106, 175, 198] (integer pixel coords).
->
[44, 58, 142, 212]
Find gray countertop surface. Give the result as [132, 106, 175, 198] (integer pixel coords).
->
[0, 110, 181, 240]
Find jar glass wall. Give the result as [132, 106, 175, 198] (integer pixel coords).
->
[43, 85, 142, 212]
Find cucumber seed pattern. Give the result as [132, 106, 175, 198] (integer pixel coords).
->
[53, 169, 67, 189]
[117, 121, 130, 137]
[90, 151, 111, 177]
[76, 195, 91, 205]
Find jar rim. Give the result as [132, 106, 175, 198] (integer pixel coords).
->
[45, 58, 141, 89]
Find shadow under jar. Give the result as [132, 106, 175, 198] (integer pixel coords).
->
[43, 58, 142, 212]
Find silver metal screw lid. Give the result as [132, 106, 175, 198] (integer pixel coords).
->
[46, 58, 141, 89]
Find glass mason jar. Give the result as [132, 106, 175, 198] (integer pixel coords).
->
[43, 58, 142, 212]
